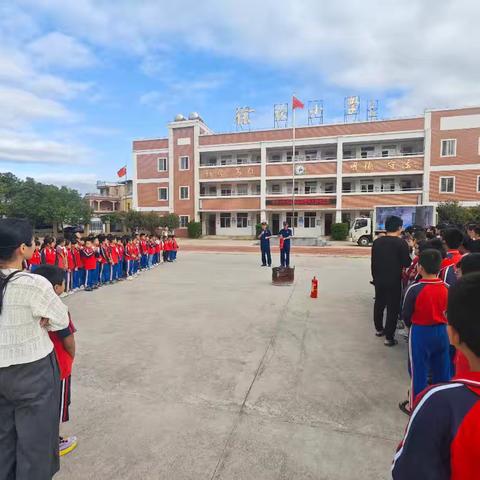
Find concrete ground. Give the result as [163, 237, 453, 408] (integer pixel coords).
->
[58, 252, 409, 480]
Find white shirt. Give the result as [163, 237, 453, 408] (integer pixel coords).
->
[0, 269, 69, 368]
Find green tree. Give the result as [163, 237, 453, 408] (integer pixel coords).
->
[143, 211, 162, 235]
[124, 210, 144, 232]
[159, 213, 179, 230]
[437, 201, 471, 226]
[0, 173, 21, 216]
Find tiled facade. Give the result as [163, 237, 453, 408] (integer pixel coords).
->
[133, 108, 480, 237]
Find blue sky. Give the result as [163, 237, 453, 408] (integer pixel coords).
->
[1, 0, 479, 193]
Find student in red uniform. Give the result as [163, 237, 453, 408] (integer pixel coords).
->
[65, 239, 75, 294]
[29, 240, 42, 272]
[81, 237, 97, 291]
[171, 235, 179, 261]
[124, 236, 134, 280]
[116, 237, 125, 278]
[41, 236, 57, 265]
[147, 237, 155, 268]
[33, 265, 78, 457]
[108, 235, 119, 282]
[439, 228, 464, 287]
[71, 239, 83, 290]
[402, 249, 451, 410]
[163, 236, 172, 262]
[392, 272, 480, 479]
[139, 233, 148, 270]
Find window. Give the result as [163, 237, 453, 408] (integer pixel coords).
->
[221, 184, 232, 196]
[286, 212, 298, 228]
[236, 184, 248, 195]
[361, 146, 375, 158]
[354, 218, 368, 230]
[381, 145, 397, 157]
[254, 183, 261, 195]
[304, 212, 316, 228]
[304, 181, 317, 194]
[324, 182, 335, 194]
[343, 149, 353, 159]
[200, 185, 206, 196]
[271, 184, 281, 194]
[180, 186, 189, 200]
[208, 185, 217, 196]
[220, 213, 231, 228]
[286, 182, 299, 194]
[158, 187, 168, 201]
[440, 176, 455, 193]
[179, 215, 189, 228]
[236, 154, 248, 165]
[305, 150, 317, 161]
[220, 155, 232, 165]
[158, 157, 168, 172]
[342, 181, 352, 193]
[237, 213, 248, 228]
[179, 156, 189, 170]
[324, 150, 336, 160]
[270, 154, 281, 163]
[207, 156, 217, 166]
[441, 139, 456, 157]
[360, 179, 374, 193]
[381, 178, 395, 192]
[400, 179, 413, 191]
[286, 151, 299, 162]
[401, 145, 414, 156]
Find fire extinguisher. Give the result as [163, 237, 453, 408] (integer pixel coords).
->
[279, 236, 285, 250]
[310, 276, 318, 298]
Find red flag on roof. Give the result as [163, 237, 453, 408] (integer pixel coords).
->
[117, 166, 127, 178]
[292, 96, 304, 110]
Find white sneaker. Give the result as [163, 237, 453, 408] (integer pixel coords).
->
[60, 292, 68, 298]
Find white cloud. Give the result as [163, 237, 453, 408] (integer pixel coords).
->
[20, 0, 480, 114]
[27, 32, 97, 69]
[0, 129, 89, 164]
[26, 172, 98, 193]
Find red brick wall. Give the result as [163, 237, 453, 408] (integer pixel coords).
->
[431, 108, 480, 167]
[199, 118, 423, 146]
[429, 170, 480, 202]
[137, 183, 169, 208]
[199, 165, 261, 180]
[137, 153, 169, 180]
[342, 156, 423, 175]
[133, 138, 168, 151]
[267, 162, 336, 177]
[342, 193, 419, 209]
[200, 197, 260, 211]
[172, 127, 195, 218]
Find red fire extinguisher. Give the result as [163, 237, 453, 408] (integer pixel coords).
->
[310, 276, 318, 298]
[279, 236, 285, 250]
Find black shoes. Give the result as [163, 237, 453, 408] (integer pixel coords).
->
[375, 330, 385, 337]
[384, 339, 398, 347]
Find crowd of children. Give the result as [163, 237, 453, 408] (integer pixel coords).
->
[27, 232, 179, 293]
[376, 220, 480, 478]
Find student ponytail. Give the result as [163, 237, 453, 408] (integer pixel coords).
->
[0, 218, 33, 314]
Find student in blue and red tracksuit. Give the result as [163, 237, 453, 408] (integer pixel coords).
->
[41, 236, 57, 265]
[392, 272, 480, 479]
[402, 249, 451, 411]
[139, 234, 148, 270]
[81, 237, 97, 291]
[29, 240, 42, 272]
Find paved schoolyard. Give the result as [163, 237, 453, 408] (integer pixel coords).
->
[58, 252, 408, 480]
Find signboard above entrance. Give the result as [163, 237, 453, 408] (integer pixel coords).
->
[266, 198, 335, 206]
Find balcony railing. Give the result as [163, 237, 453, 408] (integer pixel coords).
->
[342, 186, 423, 194]
[268, 155, 336, 163]
[267, 190, 336, 196]
[200, 192, 261, 197]
[200, 159, 261, 167]
[343, 151, 424, 160]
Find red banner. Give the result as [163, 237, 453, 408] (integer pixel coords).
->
[266, 198, 335, 206]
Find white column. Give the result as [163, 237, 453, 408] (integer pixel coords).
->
[335, 137, 343, 223]
[423, 111, 432, 204]
[260, 143, 267, 222]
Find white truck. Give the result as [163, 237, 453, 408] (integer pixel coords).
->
[349, 205, 435, 246]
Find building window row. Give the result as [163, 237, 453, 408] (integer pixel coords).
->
[179, 215, 189, 228]
[158, 187, 168, 201]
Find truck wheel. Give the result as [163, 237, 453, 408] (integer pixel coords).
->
[358, 236, 370, 247]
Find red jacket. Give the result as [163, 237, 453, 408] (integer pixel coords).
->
[48, 314, 76, 380]
[66, 247, 75, 271]
[41, 247, 57, 265]
[81, 247, 97, 270]
[73, 248, 82, 269]
[110, 245, 119, 264]
[29, 249, 41, 266]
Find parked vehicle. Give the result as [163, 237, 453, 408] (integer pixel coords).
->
[349, 205, 435, 246]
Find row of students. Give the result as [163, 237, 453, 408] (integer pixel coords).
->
[371, 220, 480, 476]
[27, 233, 180, 293]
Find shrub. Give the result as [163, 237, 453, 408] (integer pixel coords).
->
[187, 221, 202, 238]
[255, 223, 263, 237]
[331, 222, 349, 241]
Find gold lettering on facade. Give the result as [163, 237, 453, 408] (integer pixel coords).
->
[350, 162, 358, 172]
[388, 160, 396, 170]
[363, 161, 373, 171]
[403, 159, 412, 170]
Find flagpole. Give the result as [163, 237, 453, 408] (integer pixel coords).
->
[291, 102, 296, 235]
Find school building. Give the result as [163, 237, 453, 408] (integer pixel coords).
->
[132, 107, 480, 237]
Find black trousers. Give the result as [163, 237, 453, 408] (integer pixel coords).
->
[0, 353, 60, 480]
[261, 245, 271, 266]
[374, 282, 401, 341]
[280, 245, 290, 267]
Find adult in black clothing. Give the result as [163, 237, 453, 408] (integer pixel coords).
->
[371, 215, 412, 346]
